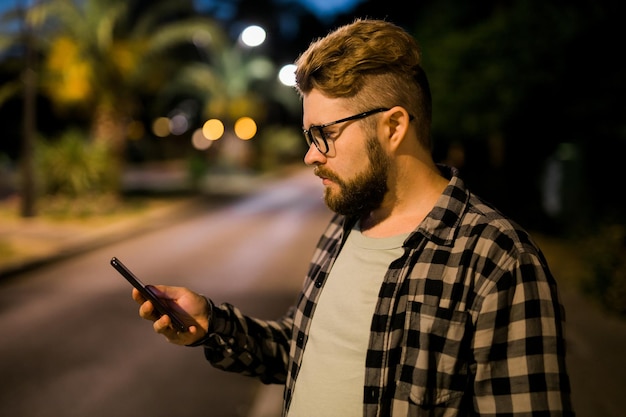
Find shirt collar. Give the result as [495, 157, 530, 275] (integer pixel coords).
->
[411, 164, 469, 246]
[338, 164, 470, 247]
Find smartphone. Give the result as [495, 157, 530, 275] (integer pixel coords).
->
[110, 257, 186, 332]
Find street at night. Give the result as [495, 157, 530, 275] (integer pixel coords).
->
[1, 171, 625, 417]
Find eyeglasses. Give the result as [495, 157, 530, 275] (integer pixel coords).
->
[303, 108, 389, 155]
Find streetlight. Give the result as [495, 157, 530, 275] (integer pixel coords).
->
[278, 64, 297, 87]
[239, 25, 266, 48]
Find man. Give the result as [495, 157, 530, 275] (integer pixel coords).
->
[134, 18, 574, 416]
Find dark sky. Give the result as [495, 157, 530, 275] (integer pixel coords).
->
[194, 0, 367, 20]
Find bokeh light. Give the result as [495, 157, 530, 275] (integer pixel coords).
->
[152, 117, 170, 137]
[202, 118, 225, 140]
[240, 25, 266, 47]
[191, 128, 213, 150]
[279, 64, 297, 86]
[234, 117, 257, 140]
[169, 114, 189, 135]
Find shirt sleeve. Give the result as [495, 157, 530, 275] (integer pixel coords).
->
[471, 251, 574, 416]
[199, 301, 294, 385]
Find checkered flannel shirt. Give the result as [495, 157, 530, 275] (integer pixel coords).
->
[200, 164, 574, 417]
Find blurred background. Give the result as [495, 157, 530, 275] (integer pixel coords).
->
[2, 0, 623, 314]
[0, 1, 624, 415]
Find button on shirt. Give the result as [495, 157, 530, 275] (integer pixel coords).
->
[200, 164, 574, 417]
[287, 223, 409, 416]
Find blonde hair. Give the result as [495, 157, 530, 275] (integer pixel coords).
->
[294, 18, 432, 146]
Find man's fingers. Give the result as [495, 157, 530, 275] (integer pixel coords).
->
[153, 315, 188, 344]
[139, 300, 160, 321]
[153, 315, 171, 333]
[131, 288, 146, 304]
[153, 314, 190, 335]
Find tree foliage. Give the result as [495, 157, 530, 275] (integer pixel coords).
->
[411, 0, 624, 229]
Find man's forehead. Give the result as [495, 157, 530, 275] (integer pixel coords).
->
[303, 92, 351, 124]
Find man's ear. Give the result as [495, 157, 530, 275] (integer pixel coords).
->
[383, 106, 411, 151]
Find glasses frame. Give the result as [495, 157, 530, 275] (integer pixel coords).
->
[303, 108, 390, 155]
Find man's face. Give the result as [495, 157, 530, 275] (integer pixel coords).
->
[315, 135, 390, 217]
[302, 90, 390, 217]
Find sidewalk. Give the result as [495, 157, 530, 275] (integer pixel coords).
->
[0, 196, 206, 279]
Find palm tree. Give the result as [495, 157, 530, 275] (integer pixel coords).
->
[0, 0, 229, 213]
[160, 27, 300, 171]
[37, 0, 226, 156]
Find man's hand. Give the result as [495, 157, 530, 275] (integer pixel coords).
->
[132, 285, 211, 345]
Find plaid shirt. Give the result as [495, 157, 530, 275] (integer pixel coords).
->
[201, 165, 574, 417]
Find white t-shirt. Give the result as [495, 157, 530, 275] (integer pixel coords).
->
[287, 223, 408, 417]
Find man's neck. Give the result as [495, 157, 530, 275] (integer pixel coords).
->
[360, 168, 448, 238]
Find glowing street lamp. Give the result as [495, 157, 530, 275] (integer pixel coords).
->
[240, 25, 266, 48]
[279, 64, 297, 86]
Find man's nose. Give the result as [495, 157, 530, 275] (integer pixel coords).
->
[304, 143, 326, 165]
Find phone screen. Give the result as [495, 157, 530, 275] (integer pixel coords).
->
[110, 257, 186, 332]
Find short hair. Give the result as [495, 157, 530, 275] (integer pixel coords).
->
[294, 18, 432, 147]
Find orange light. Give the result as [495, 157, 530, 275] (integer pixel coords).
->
[234, 117, 257, 140]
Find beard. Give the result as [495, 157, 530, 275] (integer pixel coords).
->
[315, 135, 390, 217]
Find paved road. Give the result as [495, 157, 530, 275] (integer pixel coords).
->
[0, 170, 332, 417]
[558, 286, 626, 417]
[0, 169, 624, 417]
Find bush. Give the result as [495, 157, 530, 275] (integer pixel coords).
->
[33, 129, 123, 217]
[37, 129, 119, 197]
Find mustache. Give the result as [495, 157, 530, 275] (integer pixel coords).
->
[314, 166, 341, 183]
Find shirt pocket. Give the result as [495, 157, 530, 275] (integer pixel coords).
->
[396, 302, 471, 411]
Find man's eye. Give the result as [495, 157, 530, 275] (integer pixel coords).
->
[321, 129, 338, 140]
[310, 130, 324, 141]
